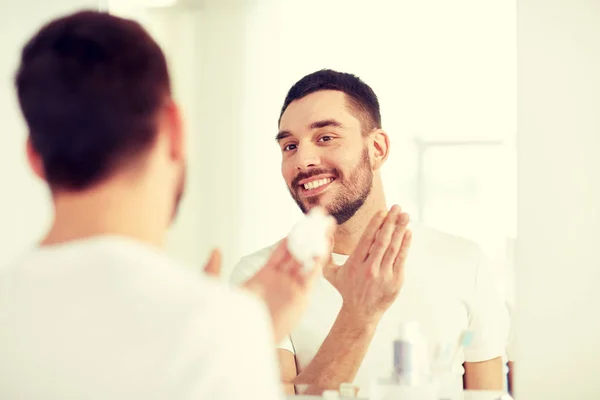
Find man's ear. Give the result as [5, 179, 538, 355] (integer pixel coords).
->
[161, 98, 185, 162]
[26, 137, 46, 181]
[369, 129, 390, 170]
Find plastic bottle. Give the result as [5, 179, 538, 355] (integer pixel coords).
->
[392, 321, 422, 386]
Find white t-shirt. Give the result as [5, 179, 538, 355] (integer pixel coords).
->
[0, 235, 284, 400]
[230, 223, 510, 397]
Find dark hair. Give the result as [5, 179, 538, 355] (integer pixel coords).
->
[15, 10, 171, 190]
[279, 69, 381, 133]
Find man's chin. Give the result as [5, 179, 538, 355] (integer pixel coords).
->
[302, 202, 333, 217]
[294, 192, 334, 215]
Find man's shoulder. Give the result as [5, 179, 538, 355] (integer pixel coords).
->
[1, 236, 262, 315]
[140, 249, 266, 319]
[229, 242, 280, 285]
[189, 276, 271, 340]
[411, 222, 483, 258]
[409, 222, 486, 279]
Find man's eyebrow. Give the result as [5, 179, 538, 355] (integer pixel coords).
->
[275, 131, 291, 141]
[309, 119, 344, 130]
[276, 119, 344, 141]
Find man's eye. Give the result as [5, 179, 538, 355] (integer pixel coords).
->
[283, 143, 297, 151]
[318, 136, 332, 142]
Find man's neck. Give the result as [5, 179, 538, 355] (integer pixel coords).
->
[42, 181, 170, 249]
[332, 185, 387, 256]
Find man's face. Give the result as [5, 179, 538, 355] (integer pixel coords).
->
[278, 90, 373, 225]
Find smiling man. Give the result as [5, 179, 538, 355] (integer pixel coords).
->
[230, 69, 510, 397]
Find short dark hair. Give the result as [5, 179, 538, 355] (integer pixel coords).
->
[15, 10, 171, 191]
[279, 69, 381, 133]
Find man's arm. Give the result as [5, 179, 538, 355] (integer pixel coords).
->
[464, 357, 505, 390]
[278, 349, 297, 395]
[463, 249, 511, 390]
[289, 307, 378, 394]
[507, 360, 514, 394]
[280, 207, 412, 395]
[277, 309, 378, 396]
[241, 238, 329, 344]
[221, 300, 285, 400]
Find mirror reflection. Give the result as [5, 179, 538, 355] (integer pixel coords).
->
[0, 1, 516, 399]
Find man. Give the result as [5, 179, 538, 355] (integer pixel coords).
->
[0, 11, 331, 399]
[230, 69, 510, 396]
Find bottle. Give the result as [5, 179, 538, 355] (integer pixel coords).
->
[370, 321, 436, 400]
[393, 321, 422, 386]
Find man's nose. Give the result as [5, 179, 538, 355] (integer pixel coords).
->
[295, 145, 321, 170]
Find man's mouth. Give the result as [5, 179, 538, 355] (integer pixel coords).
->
[297, 177, 335, 195]
[302, 177, 334, 190]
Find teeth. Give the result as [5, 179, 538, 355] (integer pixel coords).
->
[303, 178, 332, 190]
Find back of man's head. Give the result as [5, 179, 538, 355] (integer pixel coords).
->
[15, 10, 171, 191]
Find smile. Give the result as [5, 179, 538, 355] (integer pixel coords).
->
[299, 177, 335, 196]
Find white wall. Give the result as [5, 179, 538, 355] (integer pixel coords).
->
[189, 3, 255, 275]
[515, 0, 600, 397]
[0, 0, 100, 265]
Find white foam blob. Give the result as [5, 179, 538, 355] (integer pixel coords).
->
[287, 207, 332, 272]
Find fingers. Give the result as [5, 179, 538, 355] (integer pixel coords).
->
[203, 248, 222, 277]
[393, 228, 412, 275]
[364, 205, 402, 268]
[352, 209, 387, 263]
[282, 253, 326, 289]
[380, 212, 410, 275]
[255, 232, 329, 301]
[261, 236, 317, 279]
